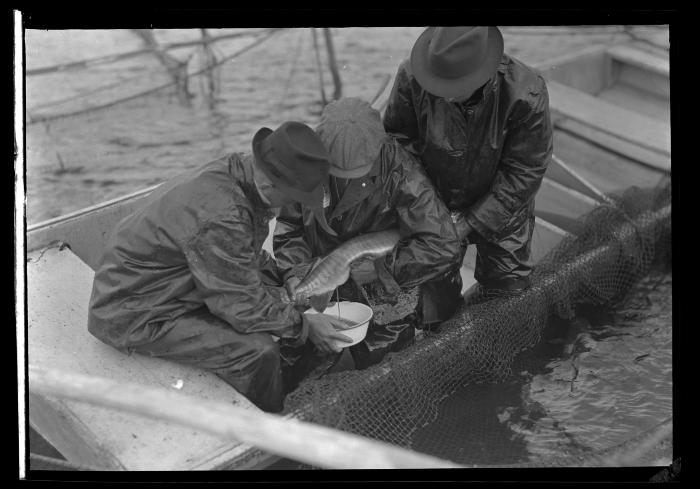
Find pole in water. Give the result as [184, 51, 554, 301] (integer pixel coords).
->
[322, 28, 342, 101]
[310, 28, 328, 106]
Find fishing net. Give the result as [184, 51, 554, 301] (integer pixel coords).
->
[281, 178, 672, 467]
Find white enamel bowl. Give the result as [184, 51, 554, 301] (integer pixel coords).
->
[304, 301, 373, 348]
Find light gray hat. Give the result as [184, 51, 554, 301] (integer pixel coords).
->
[315, 97, 386, 179]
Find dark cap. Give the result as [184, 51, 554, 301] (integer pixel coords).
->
[252, 121, 337, 236]
[316, 98, 386, 178]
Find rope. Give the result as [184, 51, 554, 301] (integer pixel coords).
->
[27, 29, 284, 125]
[26, 29, 272, 76]
[28, 74, 160, 112]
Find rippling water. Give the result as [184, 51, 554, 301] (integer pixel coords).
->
[410, 268, 672, 466]
[23, 26, 668, 224]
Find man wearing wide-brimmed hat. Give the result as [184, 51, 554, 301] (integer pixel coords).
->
[88, 121, 353, 412]
[384, 26, 553, 323]
[274, 98, 463, 372]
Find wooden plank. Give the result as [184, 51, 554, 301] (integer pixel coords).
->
[535, 177, 598, 224]
[552, 128, 668, 192]
[30, 366, 461, 470]
[28, 185, 278, 270]
[27, 185, 158, 270]
[616, 62, 670, 99]
[606, 44, 669, 77]
[597, 83, 670, 123]
[536, 48, 613, 95]
[28, 392, 125, 470]
[27, 246, 263, 470]
[547, 80, 670, 157]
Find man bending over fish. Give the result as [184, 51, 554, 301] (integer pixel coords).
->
[274, 98, 463, 374]
[384, 26, 553, 320]
[87, 121, 354, 413]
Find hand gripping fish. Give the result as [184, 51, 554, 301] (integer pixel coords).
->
[293, 229, 401, 312]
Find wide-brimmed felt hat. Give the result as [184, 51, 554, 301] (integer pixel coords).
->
[410, 26, 503, 100]
[316, 97, 386, 179]
[252, 121, 337, 236]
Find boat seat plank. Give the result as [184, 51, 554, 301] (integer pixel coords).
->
[547, 80, 670, 157]
[552, 129, 668, 193]
[27, 186, 158, 271]
[554, 116, 671, 173]
[596, 83, 670, 124]
[606, 44, 669, 77]
[27, 246, 263, 470]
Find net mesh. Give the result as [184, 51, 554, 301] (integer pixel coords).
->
[282, 179, 672, 467]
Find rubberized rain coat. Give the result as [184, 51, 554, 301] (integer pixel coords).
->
[384, 54, 553, 291]
[88, 153, 307, 412]
[273, 135, 463, 368]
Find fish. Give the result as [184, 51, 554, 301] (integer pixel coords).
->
[294, 229, 401, 312]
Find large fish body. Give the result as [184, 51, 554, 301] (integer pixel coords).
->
[294, 229, 401, 312]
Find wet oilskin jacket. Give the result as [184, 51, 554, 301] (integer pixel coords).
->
[87, 153, 306, 352]
[383, 54, 553, 246]
[273, 136, 463, 290]
[273, 136, 463, 369]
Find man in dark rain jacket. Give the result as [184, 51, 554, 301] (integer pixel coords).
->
[88, 121, 354, 413]
[274, 98, 463, 370]
[383, 26, 553, 325]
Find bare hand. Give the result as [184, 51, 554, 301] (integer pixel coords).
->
[350, 258, 378, 285]
[304, 313, 354, 354]
[285, 276, 301, 300]
[451, 211, 472, 242]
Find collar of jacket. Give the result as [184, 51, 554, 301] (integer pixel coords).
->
[233, 153, 274, 222]
[327, 156, 382, 222]
[445, 56, 507, 113]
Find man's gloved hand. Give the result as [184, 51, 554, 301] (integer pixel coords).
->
[304, 313, 354, 354]
[350, 257, 378, 285]
[451, 211, 473, 244]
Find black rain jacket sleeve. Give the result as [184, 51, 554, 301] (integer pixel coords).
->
[380, 144, 462, 288]
[182, 207, 305, 338]
[273, 203, 317, 283]
[464, 80, 552, 238]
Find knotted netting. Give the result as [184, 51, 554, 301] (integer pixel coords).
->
[282, 179, 672, 466]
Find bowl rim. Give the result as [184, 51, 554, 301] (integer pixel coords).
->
[304, 301, 373, 328]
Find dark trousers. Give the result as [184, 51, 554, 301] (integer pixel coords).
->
[132, 308, 286, 413]
[418, 214, 535, 327]
[471, 206, 536, 290]
[349, 313, 417, 370]
[324, 282, 419, 370]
